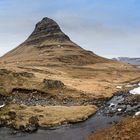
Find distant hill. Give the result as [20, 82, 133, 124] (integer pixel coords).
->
[112, 57, 140, 65]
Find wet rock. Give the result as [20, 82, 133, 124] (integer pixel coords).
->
[43, 79, 64, 89]
[24, 116, 39, 132]
[109, 103, 116, 108]
[0, 119, 6, 127]
[104, 108, 116, 116]
[18, 125, 26, 131]
[10, 130, 18, 135]
[124, 111, 135, 116]
[8, 111, 16, 120]
[25, 126, 38, 133]
[116, 112, 123, 116]
[29, 116, 39, 127]
[131, 102, 138, 107]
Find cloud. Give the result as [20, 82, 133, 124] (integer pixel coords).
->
[0, 0, 140, 58]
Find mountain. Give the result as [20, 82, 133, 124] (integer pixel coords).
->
[0, 17, 140, 130]
[0, 17, 139, 98]
[1, 17, 107, 65]
[112, 57, 140, 65]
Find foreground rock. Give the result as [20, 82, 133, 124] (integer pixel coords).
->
[0, 104, 97, 131]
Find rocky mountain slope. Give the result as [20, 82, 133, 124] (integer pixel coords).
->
[0, 17, 140, 130]
[1, 17, 107, 65]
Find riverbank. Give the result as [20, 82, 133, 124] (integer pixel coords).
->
[0, 104, 97, 131]
[86, 116, 140, 140]
[0, 86, 136, 132]
[0, 83, 139, 140]
[86, 83, 140, 140]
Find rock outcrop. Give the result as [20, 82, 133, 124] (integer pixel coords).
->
[43, 79, 64, 89]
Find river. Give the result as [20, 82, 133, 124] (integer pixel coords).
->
[0, 88, 140, 140]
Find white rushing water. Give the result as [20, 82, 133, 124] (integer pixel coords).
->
[135, 111, 140, 116]
[0, 104, 5, 108]
[129, 83, 140, 95]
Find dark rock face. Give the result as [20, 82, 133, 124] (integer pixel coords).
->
[32, 17, 61, 36]
[11, 88, 48, 96]
[8, 111, 16, 120]
[13, 72, 34, 78]
[27, 116, 39, 132]
[0, 69, 11, 75]
[43, 79, 64, 89]
[0, 69, 34, 78]
[29, 116, 39, 126]
[26, 17, 70, 45]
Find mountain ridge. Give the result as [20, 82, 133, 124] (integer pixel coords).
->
[113, 57, 140, 65]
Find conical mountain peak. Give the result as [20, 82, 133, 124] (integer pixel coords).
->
[26, 17, 70, 45]
[31, 17, 61, 36]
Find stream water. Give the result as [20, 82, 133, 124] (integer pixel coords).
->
[0, 91, 139, 140]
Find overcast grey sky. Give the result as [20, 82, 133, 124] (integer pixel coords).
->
[0, 0, 140, 58]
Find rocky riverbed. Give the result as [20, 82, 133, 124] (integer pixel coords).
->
[0, 83, 139, 140]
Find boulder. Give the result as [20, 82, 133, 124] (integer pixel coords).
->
[29, 116, 39, 127]
[43, 79, 64, 89]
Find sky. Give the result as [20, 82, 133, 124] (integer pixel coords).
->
[0, 0, 140, 58]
